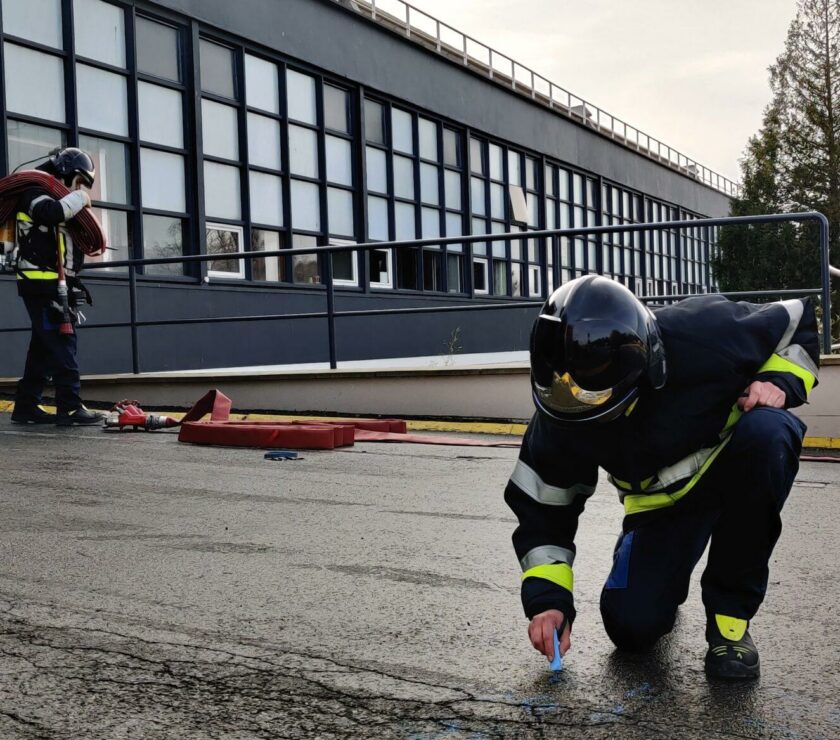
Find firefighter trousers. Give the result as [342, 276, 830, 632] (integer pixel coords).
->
[599, 407, 805, 651]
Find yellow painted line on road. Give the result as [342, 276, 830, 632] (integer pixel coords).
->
[0, 399, 836, 448]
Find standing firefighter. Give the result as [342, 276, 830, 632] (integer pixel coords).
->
[505, 275, 819, 679]
[10, 148, 103, 426]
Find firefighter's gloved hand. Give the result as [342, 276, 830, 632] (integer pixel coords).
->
[47, 301, 78, 325]
[69, 279, 93, 306]
[529, 609, 571, 661]
[738, 381, 786, 412]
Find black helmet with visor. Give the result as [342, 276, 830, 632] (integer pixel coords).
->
[530, 275, 666, 425]
[49, 147, 95, 189]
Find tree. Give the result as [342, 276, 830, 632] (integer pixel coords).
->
[713, 0, 840, 343]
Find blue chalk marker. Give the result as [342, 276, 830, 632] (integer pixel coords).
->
[549, 629, 563, 671]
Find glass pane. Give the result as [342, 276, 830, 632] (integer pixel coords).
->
[558, 168, 569, 200]
[512, 262, 523, 297]
[421, 207, 439, 239]
[204, 162, 241, 220]
[493, 259, 508, 295]
[369, 248, 389, 285]
[392, 108, 413, 154]
[326, 135, 352, 186]
[573, 174, 583, 203]
[490, 183, 504, 219]
[247, 113, 281, 170]
[245, 54, 279, 114]
[489, 144, 503, 181]
[251, 229, 283, 282]
[508, 150, 522, 186]
[470, 177, 485, 216]
[491, 221, 506, 258]
[419, 118, 437, 160]
[202, 99, 239, 160]
[328, 187, 353, 236]
[77, 63, 128, 135]
[526, 158, 537, 190]
[249, 171, 283, 226]
[74, 0, 125, 67]
[3, 0, 62, 48]
[290, 180, 320, 231]
[140, 148, 185, 212]
[471, 217, 487, 256]
[79, 135, 129, 204]
[7, 121, 64, 173]
[365, 99, 384, 144]
[143, 215, 183, 275]
[444, 170, 461, 210]
[332, 243, 355, 283]
[200, 39, 235, 98]
[447, 253, 462, 292]
[136, 16, 180, 82]
[545, 165, 555, 196]
[445, 212, 462, 252]
[443, 129, 460, 168]
[138, 82, 183, 148]
[324, 85, 349, 133]
[286, 69, 316, 124]
[292, 233, 319, 284]
[527, 193, 539, 227]
[207, 225, 242, 276]
[420, 163, 439, 206]
[469, 138, 483, 174]
[86, 208, 129, 272]
[4, 44, 65, 122]
[393, 156, 414, 200]
[423, 250, 441, 291]
[394, 201, 414, 240]
[473, 259, 487, 291]
[367, 196, 388, 241]
[365, 146, 387, 193]
[288, 125, 318, 178]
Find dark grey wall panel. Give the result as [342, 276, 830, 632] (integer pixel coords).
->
[150, 0, 731, 216]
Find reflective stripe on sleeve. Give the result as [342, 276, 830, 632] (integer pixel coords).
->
[521, 562, 574, 592]
[774, 299, 805, 353]
[16, 211, 33, 223]
[758, 350, 817, 396]
[520, 545, 576, 571]
[509, 460, 595, 506]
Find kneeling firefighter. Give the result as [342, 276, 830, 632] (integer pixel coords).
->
[10, 147, 104, 426]
[505, 275, 819, 679]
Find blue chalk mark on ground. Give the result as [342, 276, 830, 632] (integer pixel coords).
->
[624, 682, 654, 699]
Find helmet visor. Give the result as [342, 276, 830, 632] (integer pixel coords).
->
[534, 371, 615, 416]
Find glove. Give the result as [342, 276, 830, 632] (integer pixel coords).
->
[68, 277, 93, 306]
[59, 190, 91, 221]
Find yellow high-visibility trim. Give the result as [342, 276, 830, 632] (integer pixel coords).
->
[16, 211, 32, 223]
[758, 353, 816, 396]
[715, 614, 748, 641]
[623, 435, 733, 515]
[722, 404, 743, 435]
[17, 270, 59, 280]
[624, 398, 639, 417]
[521, 562, 574, 592]
[610, 475, 656, 492]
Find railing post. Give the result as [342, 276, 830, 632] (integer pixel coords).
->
[129, 263, 140, 374]
[325, 252, 337, 369]
[818, 214, 832, 354]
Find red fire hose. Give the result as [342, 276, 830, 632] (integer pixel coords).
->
[0, 170, 106, 256]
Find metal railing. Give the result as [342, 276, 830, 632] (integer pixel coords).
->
[335, 0, 741, 197]
[0, 213, 833, 370]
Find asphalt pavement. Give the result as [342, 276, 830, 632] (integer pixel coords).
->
[0, 414, 838, 739]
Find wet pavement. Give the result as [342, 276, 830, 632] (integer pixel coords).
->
[0, 414, 838, 739]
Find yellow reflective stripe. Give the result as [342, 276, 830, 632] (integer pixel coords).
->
[521, 562, 574, 592]
[715, 614, 747, 641]
[17, 270, 59, 280]
[624, 398, 639, 417]
[610, 474, 656, 492]
[623, 435, 733, 515]
[721, 404, 742, 435]
[16, 211, 32, 223]
[758, 353, 816, 395]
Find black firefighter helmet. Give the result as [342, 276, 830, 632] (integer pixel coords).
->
[49, 147, 95, 189]
[530, 275, 667, 425]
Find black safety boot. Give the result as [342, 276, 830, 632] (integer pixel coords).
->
[704, 614, 760, 680]
[11, 404, 57, 424]
[56, 406, 105, 427]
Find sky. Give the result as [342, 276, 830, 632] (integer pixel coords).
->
[410, 0, 798, 182]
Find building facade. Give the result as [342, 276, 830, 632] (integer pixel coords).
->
[0, 0, 733, 375]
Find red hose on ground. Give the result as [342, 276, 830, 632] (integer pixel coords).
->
[0, 170, 106, 256]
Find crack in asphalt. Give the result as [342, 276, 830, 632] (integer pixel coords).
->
[0, 606, 767, 740]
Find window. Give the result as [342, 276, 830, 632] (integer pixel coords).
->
[141, 149, 185, 212]
[139, 82, 184, 148]
[245, 54, 279, 114]
[2, 0, 62, 48]
[73, 0, 125, 67]
[207, 223, 244, 279]
[136, 17, 180, 82]
[143, 216, 183, 276]
[4, 43, 65, 122]
[200, 39, 235, 98]
[76, 64, 128, 136]
[7, 121, 65, 173]
[286, 69, 316, 124]
[251, 229, 285, 282]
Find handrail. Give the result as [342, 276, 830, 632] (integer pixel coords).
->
[333, 0, 741, 197]
[0, 212, 833, 366]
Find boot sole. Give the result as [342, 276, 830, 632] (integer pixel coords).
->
[56, 418, 103, 427]
[705, 656, 760, 680]
[11, 417, 56, 425]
